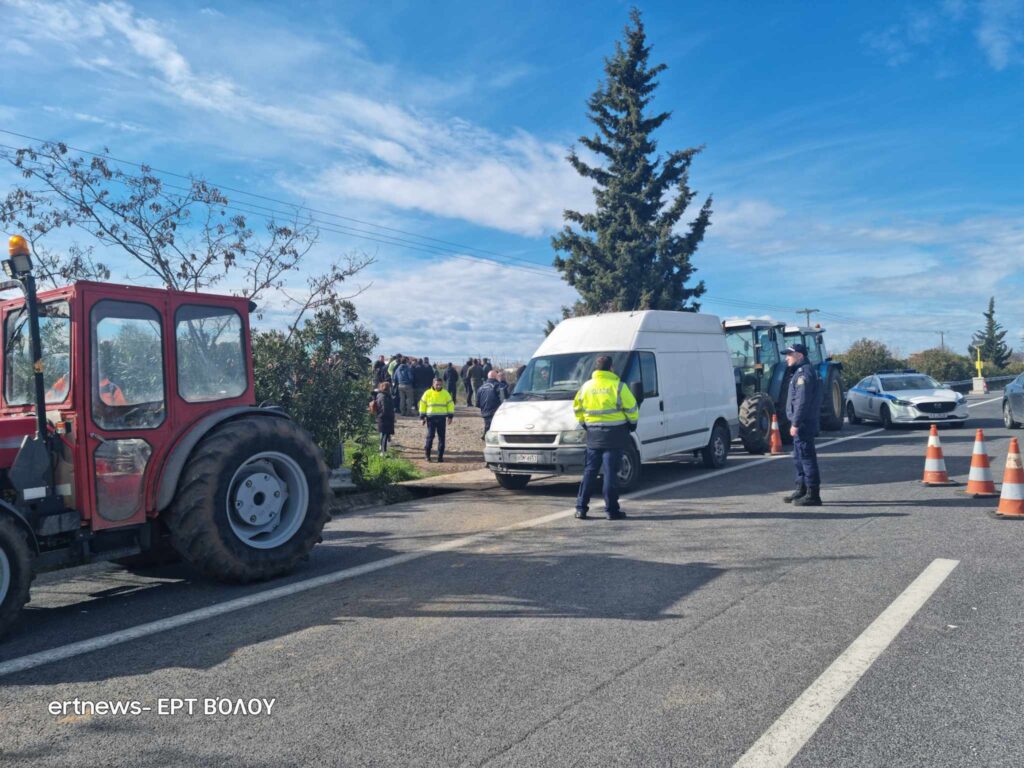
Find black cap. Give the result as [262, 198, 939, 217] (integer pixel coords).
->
[783, 343, 808, 355]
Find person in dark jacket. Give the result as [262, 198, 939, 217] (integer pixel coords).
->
[442, 362, 459, 401]
[476, 371, 503, 438]
[372, 355, 389, 385]
[413, 358, 434, 405]
[495, 369, 510, 401]
[468, 359, 484, 405]
[460, 358, 474, 406]
[481, 358, 492, 378]
[393, 357, 415, 416]
[782, 343, 823, 506]
[373, 382, 396, 455]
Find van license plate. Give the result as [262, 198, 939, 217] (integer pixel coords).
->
[513, 453, 540, 464]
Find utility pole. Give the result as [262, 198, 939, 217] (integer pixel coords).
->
[935, 331, 947, 351]
[796, 308, 819, 327]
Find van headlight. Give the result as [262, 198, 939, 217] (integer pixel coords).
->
[560, 429, 587, 445]
[485, 432, 500, 445]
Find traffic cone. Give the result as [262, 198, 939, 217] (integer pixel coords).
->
[769, 415, 784, 455]
[995, 438, 1024, 518]
[922, 425, 957, 486]
[965, 429, 998, 497]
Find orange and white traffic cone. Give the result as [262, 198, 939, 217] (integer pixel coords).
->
[995, 438, 1024, 518]
[922, 425, 957, 486]
[965, 429, 998, 497]
[769, 415, 784, 455]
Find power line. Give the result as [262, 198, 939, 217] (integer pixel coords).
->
[0, 129, 867, 327]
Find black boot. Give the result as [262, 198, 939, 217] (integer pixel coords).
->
[783, 484, 807, 504]
[437, 453, 444, 463]
[793, 487, 822, 507]
[425, 448, 431, 462]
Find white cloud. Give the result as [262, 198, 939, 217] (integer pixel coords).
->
[977, 0, 1024, 70]
[2, 0, 588, 237]
[708, 199, 785, 244]
[350, 257, 577, 361]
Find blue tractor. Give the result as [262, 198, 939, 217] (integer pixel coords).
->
[722, 320, 844, 454]
[783, 325, 845, 433]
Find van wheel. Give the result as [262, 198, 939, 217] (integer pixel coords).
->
[616, 447, 642, 491]
[0, 516, 34, 639]
[494, 473, 530, 490]
[701, 422, 730, 469]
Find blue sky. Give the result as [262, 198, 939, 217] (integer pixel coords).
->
[0, 0, 1022, 362]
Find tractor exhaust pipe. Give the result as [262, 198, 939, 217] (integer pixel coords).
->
[5, 236, 47, 441]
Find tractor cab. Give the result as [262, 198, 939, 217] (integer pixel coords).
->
[783, 325, 845, 432]
[722, 319, 789, 453]
[0, 236, 329, 639]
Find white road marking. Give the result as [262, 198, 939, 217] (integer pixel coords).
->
[0, 400, 999, 677]
[732, 558, 960, 768]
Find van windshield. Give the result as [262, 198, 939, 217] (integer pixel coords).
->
[511, 351, 631, 400]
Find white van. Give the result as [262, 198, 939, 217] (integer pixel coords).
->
[484, 310, 738, 490]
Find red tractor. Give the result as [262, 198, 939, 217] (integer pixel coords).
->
[0, 235, 330, 637]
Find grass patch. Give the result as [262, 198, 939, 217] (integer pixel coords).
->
[347, 438, 424, 489]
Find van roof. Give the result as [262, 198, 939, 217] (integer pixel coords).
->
[536, 310, 723, 355]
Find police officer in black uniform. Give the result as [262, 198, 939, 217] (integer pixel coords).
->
[782, 343, 823, 506]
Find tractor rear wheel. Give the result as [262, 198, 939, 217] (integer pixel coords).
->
[0, 516, 33, 639]
[166, 417, 330, 583]
[821, 369, 844, 431]
[739, 393, 775, 454]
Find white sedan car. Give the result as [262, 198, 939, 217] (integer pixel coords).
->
[846, 371, 969, 428]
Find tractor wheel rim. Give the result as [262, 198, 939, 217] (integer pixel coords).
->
[832, 382, 842, 416]
[226, 451, 309, 550]
[0, 546, 10, 607]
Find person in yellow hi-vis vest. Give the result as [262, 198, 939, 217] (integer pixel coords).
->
[572, 356, 639, 520]
[419, 377, 455, 462]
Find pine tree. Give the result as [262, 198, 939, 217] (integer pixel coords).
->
[551, 8, 711, 317]
[970, 297, 1012, 369]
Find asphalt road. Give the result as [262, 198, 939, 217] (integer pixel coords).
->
[1, 396, 1022, 767]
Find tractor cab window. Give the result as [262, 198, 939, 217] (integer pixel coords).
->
[91, 300, 166, 430]
[805, 336, 823, 365]
[757, 328, 780, 385]
[5, 301, 71, 406]
[726, 330, 755, 373]
[175, 305, 247, 402]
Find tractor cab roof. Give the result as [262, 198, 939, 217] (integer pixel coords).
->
[722, 318, 786, 331]
[784, 325, 828, 335]
[0, 280, 256, 313]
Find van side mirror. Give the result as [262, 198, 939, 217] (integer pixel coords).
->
[630, 381, 644, 405]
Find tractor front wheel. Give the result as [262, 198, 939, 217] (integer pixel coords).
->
[0, 516, 34, 639]
[166, 417, 330, 583]
[821, 369, 845, 431]
[739, 393, 775, 454]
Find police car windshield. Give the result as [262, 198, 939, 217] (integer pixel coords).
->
[511, 351, 631, 400]
[880, 375, 940, 391]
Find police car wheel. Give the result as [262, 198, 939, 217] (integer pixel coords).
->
[1004, 401, 1020, 429]
[846, 401, 862, 425]
[879, 405, 894, 429]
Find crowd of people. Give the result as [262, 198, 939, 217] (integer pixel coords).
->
[369, 354, 513, 458]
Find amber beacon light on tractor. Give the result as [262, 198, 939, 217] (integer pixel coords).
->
[0, 235, 330, 638]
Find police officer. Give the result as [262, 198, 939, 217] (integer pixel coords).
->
[572, 356, 639, 520]
[782, 343, 823, 506]
[419, 377, 455, 462]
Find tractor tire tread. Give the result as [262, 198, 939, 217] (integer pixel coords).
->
[165, 417, 329, 583]
[0, 516, 34, 639]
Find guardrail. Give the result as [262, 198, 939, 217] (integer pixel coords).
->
[942, 375, 1015, 394]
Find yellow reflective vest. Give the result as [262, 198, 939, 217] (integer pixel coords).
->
[573, 370, 639, 427]
[419, 387, 455, 417]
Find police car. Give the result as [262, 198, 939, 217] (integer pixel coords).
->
[845, 370, 968, 428]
